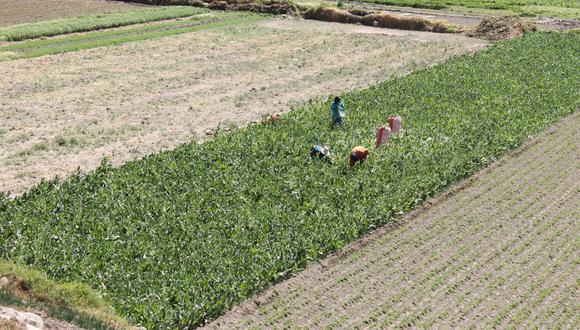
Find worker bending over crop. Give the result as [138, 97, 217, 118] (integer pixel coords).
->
[349, 146, 369, 166]
[310, 145, 330, 159]
[330, 96, 345, 126]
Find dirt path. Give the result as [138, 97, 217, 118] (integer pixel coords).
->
[206, 111, 580, 329]
[345, 1, 485, 27]
[343, 1, 580, 30]
[0, 0, 144, 26]
[0, 18, 486, 195]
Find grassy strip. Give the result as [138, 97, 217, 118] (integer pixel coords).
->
[0, 14, 217, 52]
[1, 32, 578, 328]
[0, 262, 129, 329]
[0, 13, 265, 61]
[355, 0, 580, 19]
[0, 6, 208, 41]
[0, 292, 118, 330]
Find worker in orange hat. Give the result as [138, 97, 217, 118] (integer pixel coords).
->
[349, 146, 369, 167]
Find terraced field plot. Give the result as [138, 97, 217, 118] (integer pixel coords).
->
[354, 0, 580, 19]
[0, 11, 253, 60]
[0, 6, 208, 42]
[0, 0, 144, 26]
[0, 17, 486, 195]
[1, 31, 577, 328]
[208, 111, 580, 329]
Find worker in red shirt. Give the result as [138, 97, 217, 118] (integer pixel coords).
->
[349, 146, 369, 167]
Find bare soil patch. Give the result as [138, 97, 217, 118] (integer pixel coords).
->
[303, 6, 455, 32]
[468, 16, 533, 40]
[0, 0, 143, 26]
[0, 18, 486, 195]
[344, 1, 485, 27]
[206, 112, 580, 329]
[343, 1, 579, 30]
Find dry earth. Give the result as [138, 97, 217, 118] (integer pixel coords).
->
[341, 1, 580, 30]
[206, 111, 580, 329]
[0, 0, 143, 26]
[0, 305, 85, 330]
[0, 18, 486, 195]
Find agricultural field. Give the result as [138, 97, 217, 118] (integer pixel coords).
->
[0, 30, 577, 329]
[208, 110, 580, 329]
[354, 0, 580, 19]
[0, 11, 258, 60]
[0, 16, 486, 195]
[0, 6, 208, 41]
[0, 0, 144, 26]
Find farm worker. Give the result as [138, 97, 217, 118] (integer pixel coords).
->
[349, 146, 369, 167]
[310, 145, 330, 159]
[330, 96, 345, 126]
[262, 113, 281, 125]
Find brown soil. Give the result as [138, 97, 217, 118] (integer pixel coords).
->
[345, 1, 484, 27]
[0, 305, 85, 330]
[0, 0, 144, 26]
[468, 16, 532, 40]
[205, 111, 580, 329]
[0, 17, 486, 195]
[344, 1, 579, 30]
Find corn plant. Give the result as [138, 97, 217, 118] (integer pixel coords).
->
[0, 32, 578, 329]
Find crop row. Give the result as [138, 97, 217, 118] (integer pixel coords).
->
[0, 32, 578, 328]
[0, 6, 208, 41]
[219, 113, 579, 329]
[0, 12, 263, 61]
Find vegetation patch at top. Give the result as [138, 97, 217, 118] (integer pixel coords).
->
[357, 0, 580, 19]
[0, 32, 578, 328]
[0, 6, 208, 41]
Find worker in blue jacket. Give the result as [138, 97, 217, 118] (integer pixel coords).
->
[330, 96, 345, 126]
[310, 145, 330, 159]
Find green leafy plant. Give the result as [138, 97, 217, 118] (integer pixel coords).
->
[0, 32, 578, 329]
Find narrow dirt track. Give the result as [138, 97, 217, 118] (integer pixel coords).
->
[206, 112, 580, 329]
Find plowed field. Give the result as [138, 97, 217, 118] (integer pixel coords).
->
[208, 111, 579, 329]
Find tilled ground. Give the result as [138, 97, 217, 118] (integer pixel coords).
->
[0, 0, 143, 26]
[206, 111, 579, 329]
[0, 18, 485, 195]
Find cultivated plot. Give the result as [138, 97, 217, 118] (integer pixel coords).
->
[1, 32, 576, 328]
[0, 18, 486, 194]
[208, 111, 580, 329]
[0, 0, 144, 26]
[354, 0, 580, 19]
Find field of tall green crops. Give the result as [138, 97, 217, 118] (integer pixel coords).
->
[0, 32, 578, 328]
[0, 6, 207, 41]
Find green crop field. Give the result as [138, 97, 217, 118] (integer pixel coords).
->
[0, 6, 207, 41]
[355, 0, 580, 19]
[0, 32, 578, 329]
[207, 111, 579, 330]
